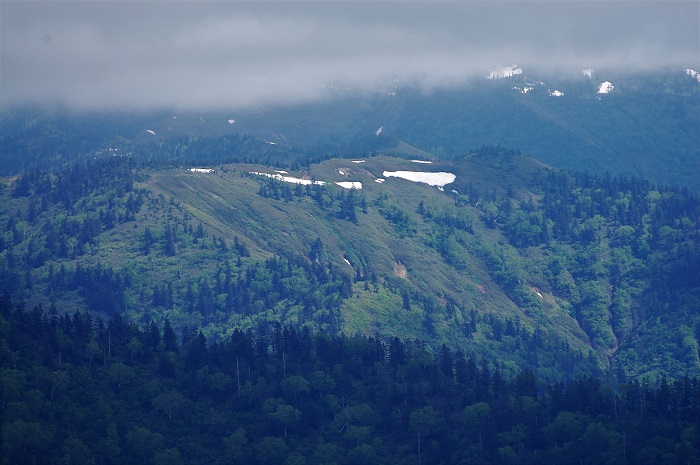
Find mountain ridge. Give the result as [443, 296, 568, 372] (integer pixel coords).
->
[2, 67, 698, 189]
[2, 146, 698, 381]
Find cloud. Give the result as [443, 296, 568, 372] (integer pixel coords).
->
[1, 0, 698, 111]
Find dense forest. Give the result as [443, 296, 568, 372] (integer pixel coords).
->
[1, 141, 700, 463]
[434, 148, 700, 380]
[1, 294, 699, 465]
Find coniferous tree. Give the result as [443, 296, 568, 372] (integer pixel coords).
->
[163, 318, 178, 353]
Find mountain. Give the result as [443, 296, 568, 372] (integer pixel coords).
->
[2, 67, 699, 190]
[2, 145, 698, 382]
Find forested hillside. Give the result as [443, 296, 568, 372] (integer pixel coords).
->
[1, 146, 698, 384]
[1, 295, 698, 465]
[3, 3, 698, 463]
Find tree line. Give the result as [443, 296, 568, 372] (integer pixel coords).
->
[1, 293, 698, 465]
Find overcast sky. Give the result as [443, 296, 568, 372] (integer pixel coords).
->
[1, 0, 698, 111]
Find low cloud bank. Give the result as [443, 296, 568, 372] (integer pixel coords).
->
[1, 1, 697, 111]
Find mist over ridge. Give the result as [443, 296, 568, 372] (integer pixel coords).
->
[2, 0, 697, 111]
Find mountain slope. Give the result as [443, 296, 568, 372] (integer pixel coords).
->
[1, 148, 699, 381]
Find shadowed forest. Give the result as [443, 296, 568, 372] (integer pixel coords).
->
[1, 294, 699, 465]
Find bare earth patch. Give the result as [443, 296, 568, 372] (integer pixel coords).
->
[394, 262, 407, 279]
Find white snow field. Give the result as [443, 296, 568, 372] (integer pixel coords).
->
[335, 182, 362, 189]
[382, 171, 456, 187]
[250, 172, 325, 186]
[598, 81, 614, 94]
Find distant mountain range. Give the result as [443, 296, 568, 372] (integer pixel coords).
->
[1, 67, 699, 189]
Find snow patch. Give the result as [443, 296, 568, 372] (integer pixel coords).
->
[549, 90, 564, 97]
[486, 65, 523, 79]
[514, 86, 533, 94]
[266, 141, 277, 145]
[351, 160, 365, 164]
[275, 170, 288, 174]
[382, 171, 456, 187]
[343, 256, 352, 267]
[189, 168, 214, 173]
[228, 119, 236, 124]
[335, 181, 362, 189]
[338, 169, 345, 175]
[250, 172, 325, 186]
[531, 287, 544, 299]
[598, 81, 614, 94]
[146, 129, 156, 135]
[582, 68, 594, 78]
[410, 160, 432, 164]
[375, 126, 384, 136]
[686, 69, 700, 82]
[375, 178, 385, 183]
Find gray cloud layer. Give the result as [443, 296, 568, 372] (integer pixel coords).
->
[1, 1, 698, 111]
